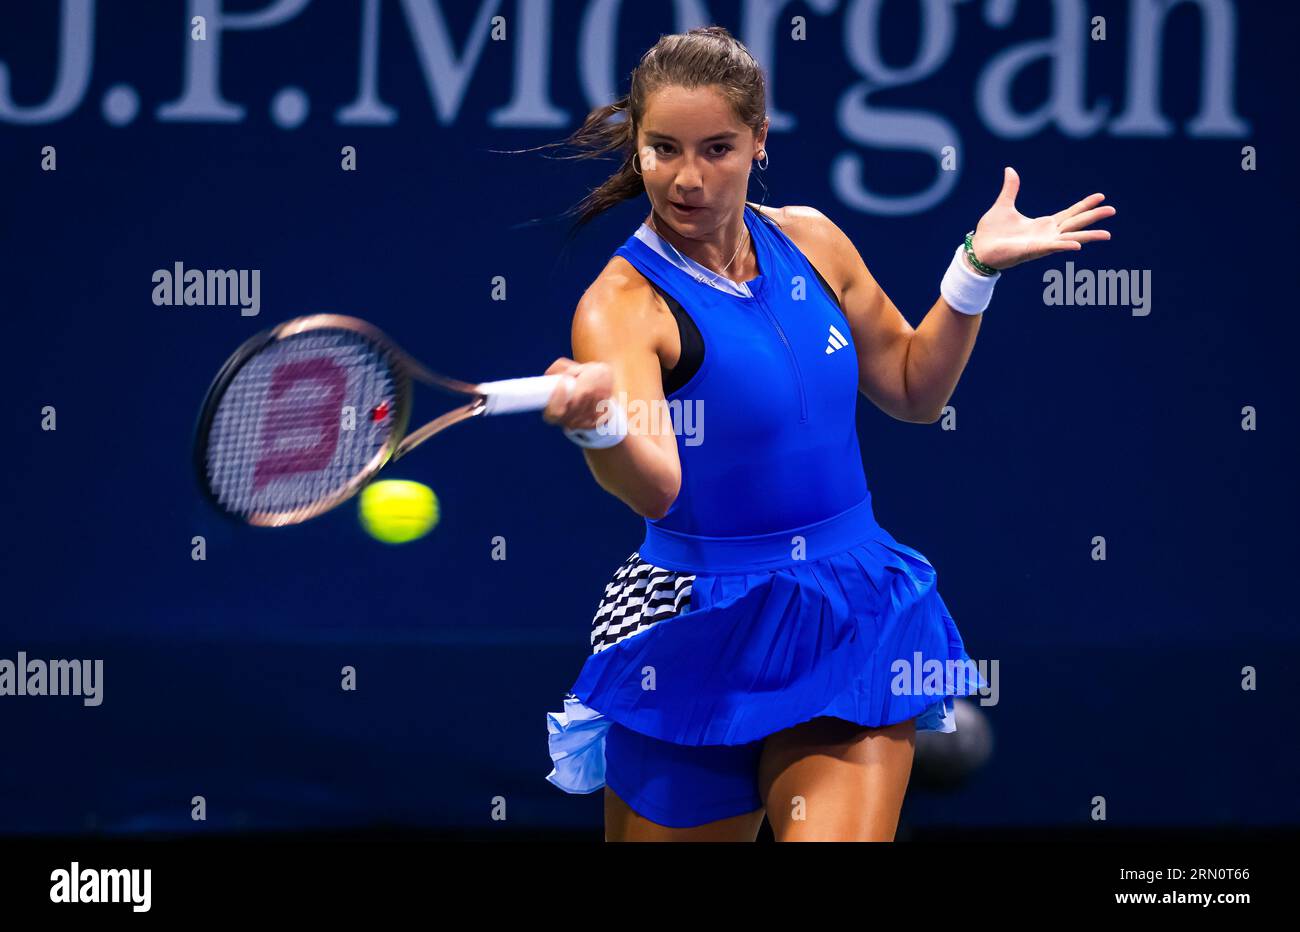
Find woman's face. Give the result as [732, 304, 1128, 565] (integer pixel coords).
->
[636, 85, 767, 234]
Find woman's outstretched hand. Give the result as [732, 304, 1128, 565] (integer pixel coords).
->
[970, 167, 1116, 272]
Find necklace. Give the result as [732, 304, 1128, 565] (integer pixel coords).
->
[649, 209, 751, 292]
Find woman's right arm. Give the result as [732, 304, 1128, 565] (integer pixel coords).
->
[541, 267, 682, 520]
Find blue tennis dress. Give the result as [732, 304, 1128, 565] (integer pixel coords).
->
[546, 203, 986, 797]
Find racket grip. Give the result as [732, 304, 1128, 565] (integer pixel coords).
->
[478, 375, 570, 415]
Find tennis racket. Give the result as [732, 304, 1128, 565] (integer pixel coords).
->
[194, 313, 569, 526]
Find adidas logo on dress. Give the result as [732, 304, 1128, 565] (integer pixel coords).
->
[825, 325, 848, 354]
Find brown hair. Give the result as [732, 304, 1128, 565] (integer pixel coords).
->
[520, 26, 768, 239]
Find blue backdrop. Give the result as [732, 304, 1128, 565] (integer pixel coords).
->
[2, 0, 1295, 833]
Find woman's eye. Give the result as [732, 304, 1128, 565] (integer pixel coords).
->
[648, 143, 731, 156]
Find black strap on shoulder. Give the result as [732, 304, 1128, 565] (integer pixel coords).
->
[808, 262, 845, 315]
[646, 281, 705, 397]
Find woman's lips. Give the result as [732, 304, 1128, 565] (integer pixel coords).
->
[670, 201, 704, 216]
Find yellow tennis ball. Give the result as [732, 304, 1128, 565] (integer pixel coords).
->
[358, 480, 439, 544]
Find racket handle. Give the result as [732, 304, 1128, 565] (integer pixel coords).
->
[477, 374, 572, 415]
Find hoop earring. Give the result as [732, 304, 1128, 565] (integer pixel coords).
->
[632, 153, 642, 176]
[756, 150, 769, 171]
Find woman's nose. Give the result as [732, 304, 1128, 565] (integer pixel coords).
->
[672, 155, 704, 190]
[674, 168, 703, 193]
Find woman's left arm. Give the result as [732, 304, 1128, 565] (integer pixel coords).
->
[793, 167, 1115, 423]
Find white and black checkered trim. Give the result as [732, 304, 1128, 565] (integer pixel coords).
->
[590, 552, 694, 654]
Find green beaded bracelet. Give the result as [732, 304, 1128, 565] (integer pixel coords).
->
[963, 231, 999, 276]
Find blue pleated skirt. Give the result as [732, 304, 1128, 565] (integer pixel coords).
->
[546, 492, 987, 795]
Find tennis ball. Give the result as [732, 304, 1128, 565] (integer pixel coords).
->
[358, 480, 439, 544]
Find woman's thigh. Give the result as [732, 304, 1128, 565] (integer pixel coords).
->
[758, 716, 917, 841]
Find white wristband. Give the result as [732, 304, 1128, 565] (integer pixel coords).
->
[940, 244, 1000, 315]
[564, 396, 628, 449]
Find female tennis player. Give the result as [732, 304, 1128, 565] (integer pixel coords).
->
[537, 26, 1114, 842]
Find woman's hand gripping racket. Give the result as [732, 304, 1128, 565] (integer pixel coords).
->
[194, 313, 572, 526]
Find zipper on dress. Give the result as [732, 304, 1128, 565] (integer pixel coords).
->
[754, 293, 808, 423]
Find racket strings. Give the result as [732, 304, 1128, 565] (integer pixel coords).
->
[204, 330, 400, 521]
